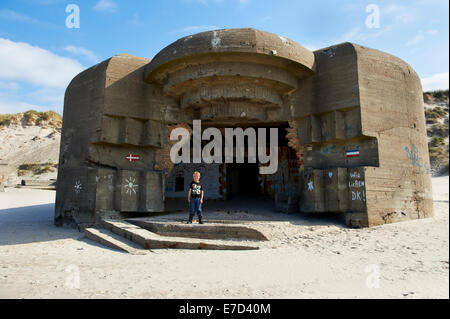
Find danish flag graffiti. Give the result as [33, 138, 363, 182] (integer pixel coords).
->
[126, 154, 140, 162]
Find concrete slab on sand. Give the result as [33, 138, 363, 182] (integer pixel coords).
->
[126, 218, 268, 241]
[84, 228, 148, 255]
[100, 219, 260, 251]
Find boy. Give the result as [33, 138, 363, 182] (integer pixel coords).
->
[188, 171, 204, 224]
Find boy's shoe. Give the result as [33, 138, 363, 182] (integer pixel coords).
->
[187, 216, 193, 224]
[198, 216, 203, 224]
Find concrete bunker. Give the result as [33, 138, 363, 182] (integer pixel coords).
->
[55, 28, 433, 229]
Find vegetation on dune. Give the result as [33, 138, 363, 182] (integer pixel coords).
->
[0, 113, 22, 126]
[424, 90, 449, 176]
[17, 162, 58, 176]
[425, 107, 447, 124]
[423, 89, 449, 104]
[0, 110, 62, 128]
[429, 122, 449, 138]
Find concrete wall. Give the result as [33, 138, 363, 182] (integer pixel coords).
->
[55, 59, 109, 227]
[355, 44, 433, 226]
[56, 54, 190, 228]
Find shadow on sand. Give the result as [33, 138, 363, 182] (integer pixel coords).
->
[0, 203, 82, 246]
[0, 196, 348, 248]
[164, 197, 347, 228]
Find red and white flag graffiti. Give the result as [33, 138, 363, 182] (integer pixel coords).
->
[126, 154, 140, 162]
[346, 150, 360, 158]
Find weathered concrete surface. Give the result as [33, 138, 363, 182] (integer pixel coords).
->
[56, 28, 432, 228]
[126, 219, 268, 241]
[84, 227, 148, 255]
[101, 219, 260, 250]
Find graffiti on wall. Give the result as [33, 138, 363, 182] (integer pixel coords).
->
[321, 144, 339, 155]
[404, 144, 431, 174]
[351, 190, 365, 201]
[321, 144, 362, 157]
[349, 170, 366, 202]
[124, 177, 138, 196]
[74, 180, 82, 195]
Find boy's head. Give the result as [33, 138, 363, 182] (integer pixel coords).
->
[193, 171, 201, 182]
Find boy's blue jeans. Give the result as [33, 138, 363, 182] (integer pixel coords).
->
[189, 197, 202, 217]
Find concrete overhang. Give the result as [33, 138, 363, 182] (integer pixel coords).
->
[143, 28, 317, 110]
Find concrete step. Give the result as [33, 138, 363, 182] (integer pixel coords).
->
[126, 219, 268, 241]
[21, 179, 56, 186]
[84, 227, 148, 255]
[100, 219, 259, 250]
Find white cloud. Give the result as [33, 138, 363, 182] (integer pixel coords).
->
[421, 72, 449, 92]
[93, 0, 118, 12]
[405, 29, 439, 46]
[384, 4, 416, 25]
[0, 85, 64, 114]
[0, 9, 61, 29]
[0, 81, 19, 91]
[339, 25, 393, 43]
[0, 9, 51, 26]
[0, 38, 84, 88]
[343, 27, 362, 42]
[406, 31, 425, 47]
[339, 3, 418, 45]
[0, 9, 34, 22]
[64, 45, 99, 63]
[0, 38, 84, 114]
[0, 97, 47, 114]
[28, 87, 64, 105]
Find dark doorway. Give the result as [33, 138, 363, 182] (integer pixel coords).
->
[226, 163, 260, 199]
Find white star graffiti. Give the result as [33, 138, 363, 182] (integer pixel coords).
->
[74, 180, 82, 194]
[124, 177, 138, 195]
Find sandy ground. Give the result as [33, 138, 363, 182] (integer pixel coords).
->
[0, 177, 448, 299]
[0, 125, 60, 185]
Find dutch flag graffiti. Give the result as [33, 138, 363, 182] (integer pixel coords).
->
[346, 149, 360, 158]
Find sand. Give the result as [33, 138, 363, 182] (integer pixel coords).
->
[0, 176, 448, 299]
[0, 124, 60, 185]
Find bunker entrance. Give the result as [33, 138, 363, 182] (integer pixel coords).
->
[226, 162, 260, 199]
[164, 122, 301, 215]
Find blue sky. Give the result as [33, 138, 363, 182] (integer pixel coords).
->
[0, 0, 448, 114]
